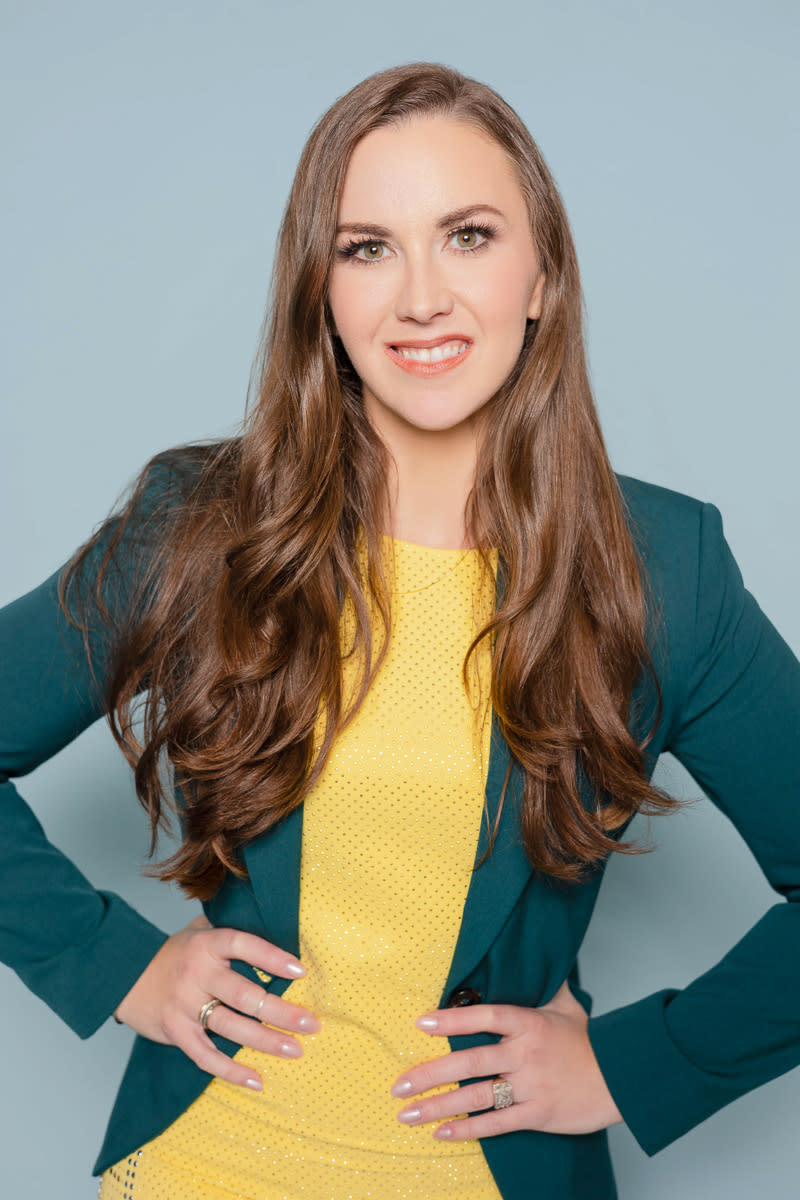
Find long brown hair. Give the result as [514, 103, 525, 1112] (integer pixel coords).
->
[61, 62, 678, 900]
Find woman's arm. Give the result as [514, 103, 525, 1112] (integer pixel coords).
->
[0, 560, 170, 1037]
[585, 500, 800, 1154]
[0, 462, 184, 1036]
[388, 498, 800, 1151]
[0, 467, 320, 1083]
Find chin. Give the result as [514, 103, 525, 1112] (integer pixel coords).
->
[397, 406, 483, 435]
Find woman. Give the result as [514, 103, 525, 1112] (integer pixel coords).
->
[1, 62, 798, 1199]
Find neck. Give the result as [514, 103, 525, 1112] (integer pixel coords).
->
[378, 418, 479, 550]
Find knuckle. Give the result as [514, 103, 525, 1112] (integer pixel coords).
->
[462, 1048, 484, 1079]
[225, 930, 244, 960]
[227, 980, 250, 1013]
[483, 1003, 499, 1026]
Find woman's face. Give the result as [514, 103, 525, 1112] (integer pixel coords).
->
[327, 116, 545, 443]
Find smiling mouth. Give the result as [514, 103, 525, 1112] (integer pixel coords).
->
[393, 340, 469, 363]
[386, 339, 473, 375]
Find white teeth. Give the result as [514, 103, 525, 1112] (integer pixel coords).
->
[395, 340, 468, 363]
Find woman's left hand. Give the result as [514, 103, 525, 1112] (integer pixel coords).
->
[390, 980, 623, 1140]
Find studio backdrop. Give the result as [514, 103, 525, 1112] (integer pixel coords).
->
[1, 2, 797, 1197]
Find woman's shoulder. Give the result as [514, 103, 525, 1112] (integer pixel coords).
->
[615, 471, 718, 589]
[615, 473, 758, 687]
[616, 473, 706, 546]
[60, 438, 240, 629]
[135, 437, 239, 514]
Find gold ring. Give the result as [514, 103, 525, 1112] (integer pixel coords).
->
[492, 1077, 514, 1109]
[198, 997, 222, 1030]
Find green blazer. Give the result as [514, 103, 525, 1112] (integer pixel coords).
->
[1, 461, 799, 1200]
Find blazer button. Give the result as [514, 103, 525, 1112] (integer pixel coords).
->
[447, 986, 483, 1007]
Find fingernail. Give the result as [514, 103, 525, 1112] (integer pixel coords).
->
[284, 962, 306, 978]
[397, 1108, 422, 1124]
[244, 1077, 262, 1091]
[416, 1015, 439, 1031]
[297, 1015, 321, 1033]
[279, 1041, 302, 1058]
[391, 1080, 414, 1098]
[433, 1126, 453, 1139]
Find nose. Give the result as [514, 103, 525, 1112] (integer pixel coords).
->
[394, 252, 454, 324]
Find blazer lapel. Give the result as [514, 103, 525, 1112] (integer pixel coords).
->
[442, 710, 533, 998]
[443, 552, 535, 996]
[241, 801, 304, 959]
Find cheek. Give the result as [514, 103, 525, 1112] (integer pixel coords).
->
[471, 262, 537, 338]
[328, 271, 388, 342]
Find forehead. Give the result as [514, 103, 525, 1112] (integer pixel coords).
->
[338, 116, 526, 222]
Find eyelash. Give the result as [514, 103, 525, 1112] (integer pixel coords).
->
[335, 221, 499, 266]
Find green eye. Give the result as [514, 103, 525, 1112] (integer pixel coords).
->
[335, 238, 388, 265]
[449, 223, 497, 252]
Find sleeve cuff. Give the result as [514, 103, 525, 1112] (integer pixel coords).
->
[587, 989, 756, 1156]
[16, 891, 169, 1039]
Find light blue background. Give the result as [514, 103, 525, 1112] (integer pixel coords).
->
[1, 2, 798, 1196]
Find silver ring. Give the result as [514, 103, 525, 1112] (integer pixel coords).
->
[198, 997, 222, 1030]
[492, 1077, 514, 1109]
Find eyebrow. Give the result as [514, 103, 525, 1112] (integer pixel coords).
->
[335, 203, 506, 238]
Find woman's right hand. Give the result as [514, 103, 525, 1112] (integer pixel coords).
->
[113, 915, 320, 1091]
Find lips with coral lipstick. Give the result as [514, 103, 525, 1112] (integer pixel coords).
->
[385, 335, 473, 376]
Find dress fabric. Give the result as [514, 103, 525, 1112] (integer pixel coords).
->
[99, 538, 503, 1199]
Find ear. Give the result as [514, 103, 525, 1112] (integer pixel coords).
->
[527, 270, 546, 321]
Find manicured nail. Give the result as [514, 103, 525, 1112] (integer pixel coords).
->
[244, 1077, 262, 1091]
[297, 1015, 321, 1033]
[433, 1126, 453, 1139]
[284, 962, 306, 978]
[397, 1108, 422, 1124]
[391, 1080, 414, 1098]
[416, 1015, 440, 1031]
[279, 1041, 302, 1058]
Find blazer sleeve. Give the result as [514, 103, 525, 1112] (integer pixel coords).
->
[0, 470, 176, 1039]
[587, 500, 800, 1155]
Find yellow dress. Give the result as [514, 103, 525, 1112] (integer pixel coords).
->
[99, 538, 503, 1200]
